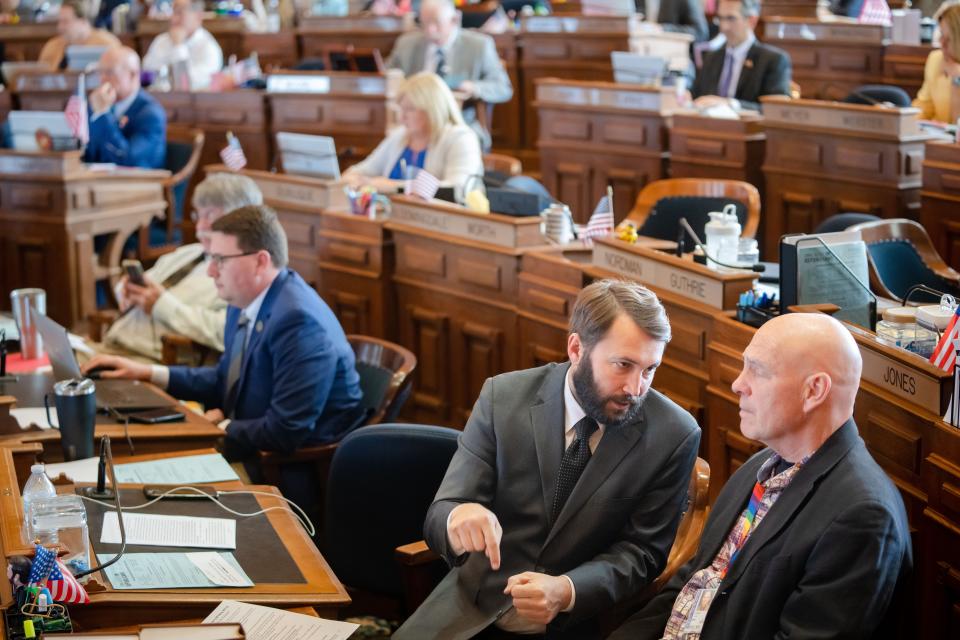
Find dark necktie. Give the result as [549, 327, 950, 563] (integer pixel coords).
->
[551, 416, 599, 524]
[223, 314, 250, 418]
[435, 47, 447, 78]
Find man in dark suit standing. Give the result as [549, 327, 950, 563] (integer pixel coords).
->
[84, 46, 166, 169]
[609, 313, 912, 640]
[637, 0, 710, 42]
[691, 0, 791, 112]
[394, 280, 701, 639]
[83, 205, 365, 469]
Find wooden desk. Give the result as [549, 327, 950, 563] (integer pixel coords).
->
[882, 43, 931, 99]
[266, 71, 400, 166]
[386, 197, 549, 427]
[669, 111, 766, 192]
[761, 18, 885, 100]
[243, 31, 299, 70]
[0, 448, 350, 628]
[535, 79, 675, 224]
[0, 90, 11, 124]
[760, 96, 931, 259]
[0, 151, 168, 328]
[0, 22, 57, 62]
[491, 31, 523, 153]
[296, 15, 409, 61]
[920, 140, 960, 270]
[135, 16, 247, 60]
[760, 0, 819, 18]
[13, 70, 98, 111]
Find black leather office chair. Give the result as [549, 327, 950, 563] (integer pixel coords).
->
[324, 423, 460, 616]
[813, 213, 881, 234]
[843, 84, 912, 107]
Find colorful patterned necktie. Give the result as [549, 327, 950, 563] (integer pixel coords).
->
[720, 481, 765, 579]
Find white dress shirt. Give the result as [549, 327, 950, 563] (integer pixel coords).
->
[142, 27, 224, 90]
[422, 27, 459, 75]
[719, 31, 756, 100]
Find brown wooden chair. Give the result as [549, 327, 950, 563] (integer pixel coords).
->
[396, 456, 711, 617]
[138, 125, 204, 263]
[623, 178, 761, 242]
[847, 218, 960, 303]
[257, 335, 417, 532]
[483, 152, 522, 177]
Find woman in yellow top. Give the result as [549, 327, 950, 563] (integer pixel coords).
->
[914, 2, 960, 123]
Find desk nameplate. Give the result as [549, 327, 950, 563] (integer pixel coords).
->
[859, 346, 947, 416]
[389, 198, 544, 249]
[522, 15, 641, 34]
[297, 15, 407, 32]
[762, 97, 921, 138]
[536, 82, 677, 113]
[592, 239, 754, 310]
[205, 166, 348, 211]
[763, 20, 885, 43]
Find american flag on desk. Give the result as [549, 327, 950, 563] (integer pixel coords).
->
[27, 543, 89, 604]
[64, 73, 89, 145]
[408, 168, 440, 200]
[858, 0, 892, 26]
[930, 305, 960, 426]
[580, 192, 615, 242]
[220, 131, 247, 171]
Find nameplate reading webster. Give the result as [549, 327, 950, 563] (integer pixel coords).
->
[592, 243, 734, 309]
[859, 347, 944, 415]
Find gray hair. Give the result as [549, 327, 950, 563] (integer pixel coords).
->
[193, 173, 263, 215]
[569, 279, 671, 347]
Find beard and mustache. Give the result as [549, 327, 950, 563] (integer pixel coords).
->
[571, 352, 647, 429]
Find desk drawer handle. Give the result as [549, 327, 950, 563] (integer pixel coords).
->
[328, 242, 369, 266]
[528, 289, 568, 316]
[686, 139, 726, 157]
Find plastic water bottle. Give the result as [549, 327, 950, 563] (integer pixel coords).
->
[704, 205, 741, 270]
[266, 0, 281, 31]
[22, 464, 56, 541]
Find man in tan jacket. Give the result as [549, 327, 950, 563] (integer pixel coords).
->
[38, 0, 120, 70]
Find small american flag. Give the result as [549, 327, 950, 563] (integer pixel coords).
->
[408, 168, 440, 200]
[858, 0, 892, 26]
[582, 193, 615, 240]
[930, 306, 960, 372]
[28, 544, 89, 604]
[220, 132, 247, 171]
[64, 73, 88, 145]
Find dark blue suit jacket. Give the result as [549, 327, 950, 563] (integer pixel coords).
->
[167, 269, 365, 457]
[83, 89, 166, 168]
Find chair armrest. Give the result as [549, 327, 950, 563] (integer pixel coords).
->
[257, 443, 338, 487]
[160, 332, 196, 366]
[87, 310, 119, 342]
[395, 540, 440, 566]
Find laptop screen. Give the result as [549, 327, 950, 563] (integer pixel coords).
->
[34, 312, 83, 381]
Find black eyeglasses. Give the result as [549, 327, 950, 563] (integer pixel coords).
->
[204, 251, 259, 268]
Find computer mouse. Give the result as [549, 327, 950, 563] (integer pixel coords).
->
[84, 365, 113, 380]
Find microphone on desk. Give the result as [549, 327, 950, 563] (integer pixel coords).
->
[678, 217, 766, 272]
[80, 437, 114, 500]
[74, 436, 127, 580]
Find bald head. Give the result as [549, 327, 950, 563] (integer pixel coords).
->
[98, 46, 141, 100]
[732, 313, 862, 461]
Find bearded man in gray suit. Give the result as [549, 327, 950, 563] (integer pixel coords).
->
[394, 279, 701, 640]
[387, 0, 513, 151]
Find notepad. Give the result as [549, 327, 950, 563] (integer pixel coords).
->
[98, 552, 253, 589]
[203, 601, 358, 640]
[114, 453, 240, 484]
[100, 512, 237, 549]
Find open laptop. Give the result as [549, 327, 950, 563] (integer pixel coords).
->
[276, 132, 341, 180]
[65, 45, 109, 71]
[611, 52, 667, 86]
[34, 312, 174, 412]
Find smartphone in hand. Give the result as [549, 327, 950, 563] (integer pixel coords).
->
[122, 259, 146, 286]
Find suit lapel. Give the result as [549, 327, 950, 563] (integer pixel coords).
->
[721, 420, 860, 589]
[530, 364, 569, 527]
[414, 36, 430, 72]
[734, 44, 761, 99]
[703, 50, 725, 96]
[234, 270, 289, 397]
[543, 403, 648, 549]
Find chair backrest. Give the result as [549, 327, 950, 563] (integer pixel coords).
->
[324, 423, 461, 597]
[625, 179, 761, 244]
[483, 152, 522, 177]
[813, 213, 880, 235]
[843, 84, 912, 108]
[502, 175, 557, 202]
[348, 334, 417, 425]
[848, 218, 960, 302]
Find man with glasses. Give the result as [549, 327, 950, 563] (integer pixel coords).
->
[98, 174, 264, 362]
[690, 0, 791, 112]
[84, 46, 166, 168]
[84, 205, 365, 466]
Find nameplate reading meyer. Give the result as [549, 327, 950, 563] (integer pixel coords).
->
[762, 98, 921, 138]
[390, 200, 530, 248]
[593, 242, 744, 309]
[763, 20, 885, 43]
[859, 346, 945, 415]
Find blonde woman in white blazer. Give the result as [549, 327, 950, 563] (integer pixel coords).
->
[344, 72, 484, 194]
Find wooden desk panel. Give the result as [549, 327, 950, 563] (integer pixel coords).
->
[535, 79, 672, 224]
[0, 23, 57, 62]
[193, 90, 270, 172]
[0, 151, 168, 328]
[883, 43, 931, 99]
[244, 31, 300, 71]
[921, 140, 960, 271]
[296, 15, 408, 61]
[491, 31, 522, 153]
